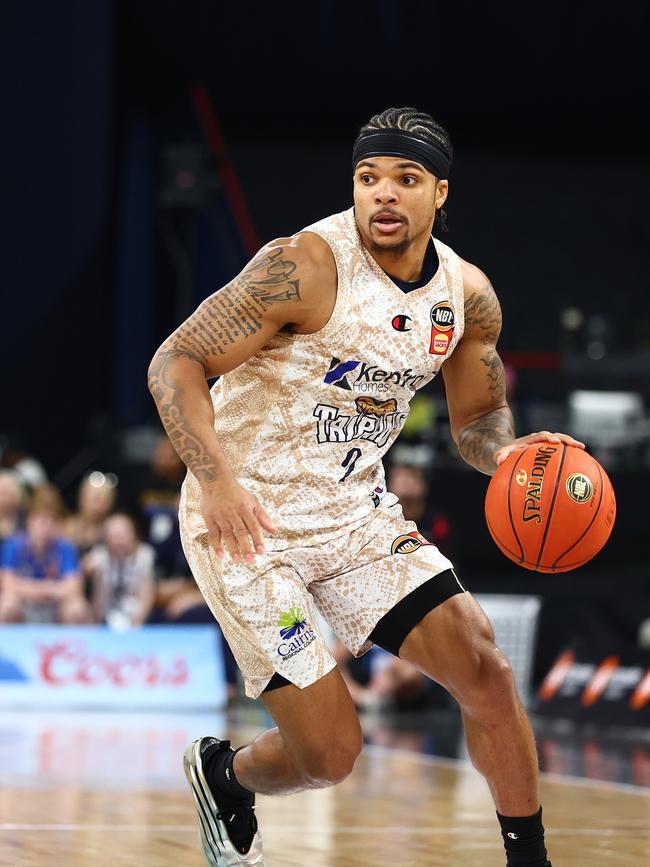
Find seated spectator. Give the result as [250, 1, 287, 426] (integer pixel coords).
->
[87, 513, 155, 629]
[64, 473, 117, 558]
[0, 484, 92, 624]
[124, 435, 208, 622]
[121, 433, 238, 694]
[331, 639, 433, 711]
[387, 462, 452, 549]
[0, 469, 25, 542]
[0, 437, 48, 491]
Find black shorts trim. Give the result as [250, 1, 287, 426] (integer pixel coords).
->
[262, 672, 292, 693]
[368, 568, 465, 657]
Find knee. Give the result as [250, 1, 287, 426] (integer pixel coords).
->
[299, 728, 363, 788]
[458, 639, 518, 714]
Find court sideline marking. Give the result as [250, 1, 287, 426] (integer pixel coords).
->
[0, 825, 648, 835]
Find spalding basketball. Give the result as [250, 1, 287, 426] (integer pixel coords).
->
[485, 444, 616, 573]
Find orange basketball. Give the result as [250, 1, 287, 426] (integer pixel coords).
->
[485, 443, 616, 573]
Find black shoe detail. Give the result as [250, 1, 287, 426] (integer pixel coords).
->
[201, 738, 257, 855]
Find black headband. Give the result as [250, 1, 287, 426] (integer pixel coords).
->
[352, 130, 451, 180]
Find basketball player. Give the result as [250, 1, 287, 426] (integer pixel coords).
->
[148, 107, 584, 867]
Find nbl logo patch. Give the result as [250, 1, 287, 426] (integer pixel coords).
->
[391, 531, 431, 555]
[429, 301, 455, 355]
[565, 473, 594, 504]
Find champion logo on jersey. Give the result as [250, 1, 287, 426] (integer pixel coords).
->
[323, 357, 360, 390]
[391, 314, 412, 332]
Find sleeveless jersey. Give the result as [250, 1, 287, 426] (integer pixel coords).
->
[181, 207, 465, 547]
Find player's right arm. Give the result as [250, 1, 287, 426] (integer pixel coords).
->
[147, 233, 335, 564]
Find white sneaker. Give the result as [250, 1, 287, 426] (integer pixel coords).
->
[183, 737, 264, 866]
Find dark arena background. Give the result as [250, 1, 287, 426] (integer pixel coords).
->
[1, 3, 649, 866]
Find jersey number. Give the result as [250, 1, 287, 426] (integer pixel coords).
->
[339, 447, 362, 482]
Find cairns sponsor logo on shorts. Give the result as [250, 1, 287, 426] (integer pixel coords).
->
[314, 397, 407, 448]
[276, 607, 316, 661]
[324, 357, 426, 394]
[391, 531, 431, 555]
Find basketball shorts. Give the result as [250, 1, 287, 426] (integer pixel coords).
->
[179, 499, 463, 699]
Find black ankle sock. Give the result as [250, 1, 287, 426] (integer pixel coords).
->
[497, 806, 550, 866]
[204, 746, 253, 802]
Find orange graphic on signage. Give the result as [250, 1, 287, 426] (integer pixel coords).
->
[630, 667, 650, 710]
[581, 656, 620, 707]
[539, 650, 575, 701]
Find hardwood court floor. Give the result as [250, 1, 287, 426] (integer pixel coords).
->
[0, 711, 648, 866]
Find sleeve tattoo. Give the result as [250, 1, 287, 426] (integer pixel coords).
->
[457, 286, 515, 475]
[166, 247, 302, 368]
[147, 247, 301, 484]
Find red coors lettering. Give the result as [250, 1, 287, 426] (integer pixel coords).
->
[38, 641, 188, 687]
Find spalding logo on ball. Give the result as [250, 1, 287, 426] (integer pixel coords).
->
[484, 444, 616, 573]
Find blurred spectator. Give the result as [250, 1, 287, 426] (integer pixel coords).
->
[121, 433, 236, 692]
[123, 434, 208, 622]
[387, 462, 452, 549]
[64, 474, 117, 557]
[0, 469, 25, 541]
[87, 514, 155, 628]
[0, 437, 48, 491]
[332, 638, 432, 711]
[310, 609, 431, 712]
[122, 435, 186, 575]
[0, 484, 92, 624]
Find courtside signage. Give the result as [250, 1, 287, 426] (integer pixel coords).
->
[0, 625, 226, 709]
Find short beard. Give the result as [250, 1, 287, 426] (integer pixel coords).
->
[367, 234, 412, 257]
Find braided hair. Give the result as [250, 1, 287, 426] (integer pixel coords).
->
[357, 107, 452, 231]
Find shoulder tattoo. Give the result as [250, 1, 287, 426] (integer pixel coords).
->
[168, 246, 302, 362]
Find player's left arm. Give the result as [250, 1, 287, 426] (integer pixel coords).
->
[442, 261, 584, 475]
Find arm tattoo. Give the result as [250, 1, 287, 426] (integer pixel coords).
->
[464, 288, 501, 345]
[464, 287, 507, 414]
[170, 247, 301, 363]
[458, 407, 515, 475]
[457, 286, 515, 474]
[147, 247, 301, 485]
[147, 349, 220, 485]
[481, 347, 506, 407]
